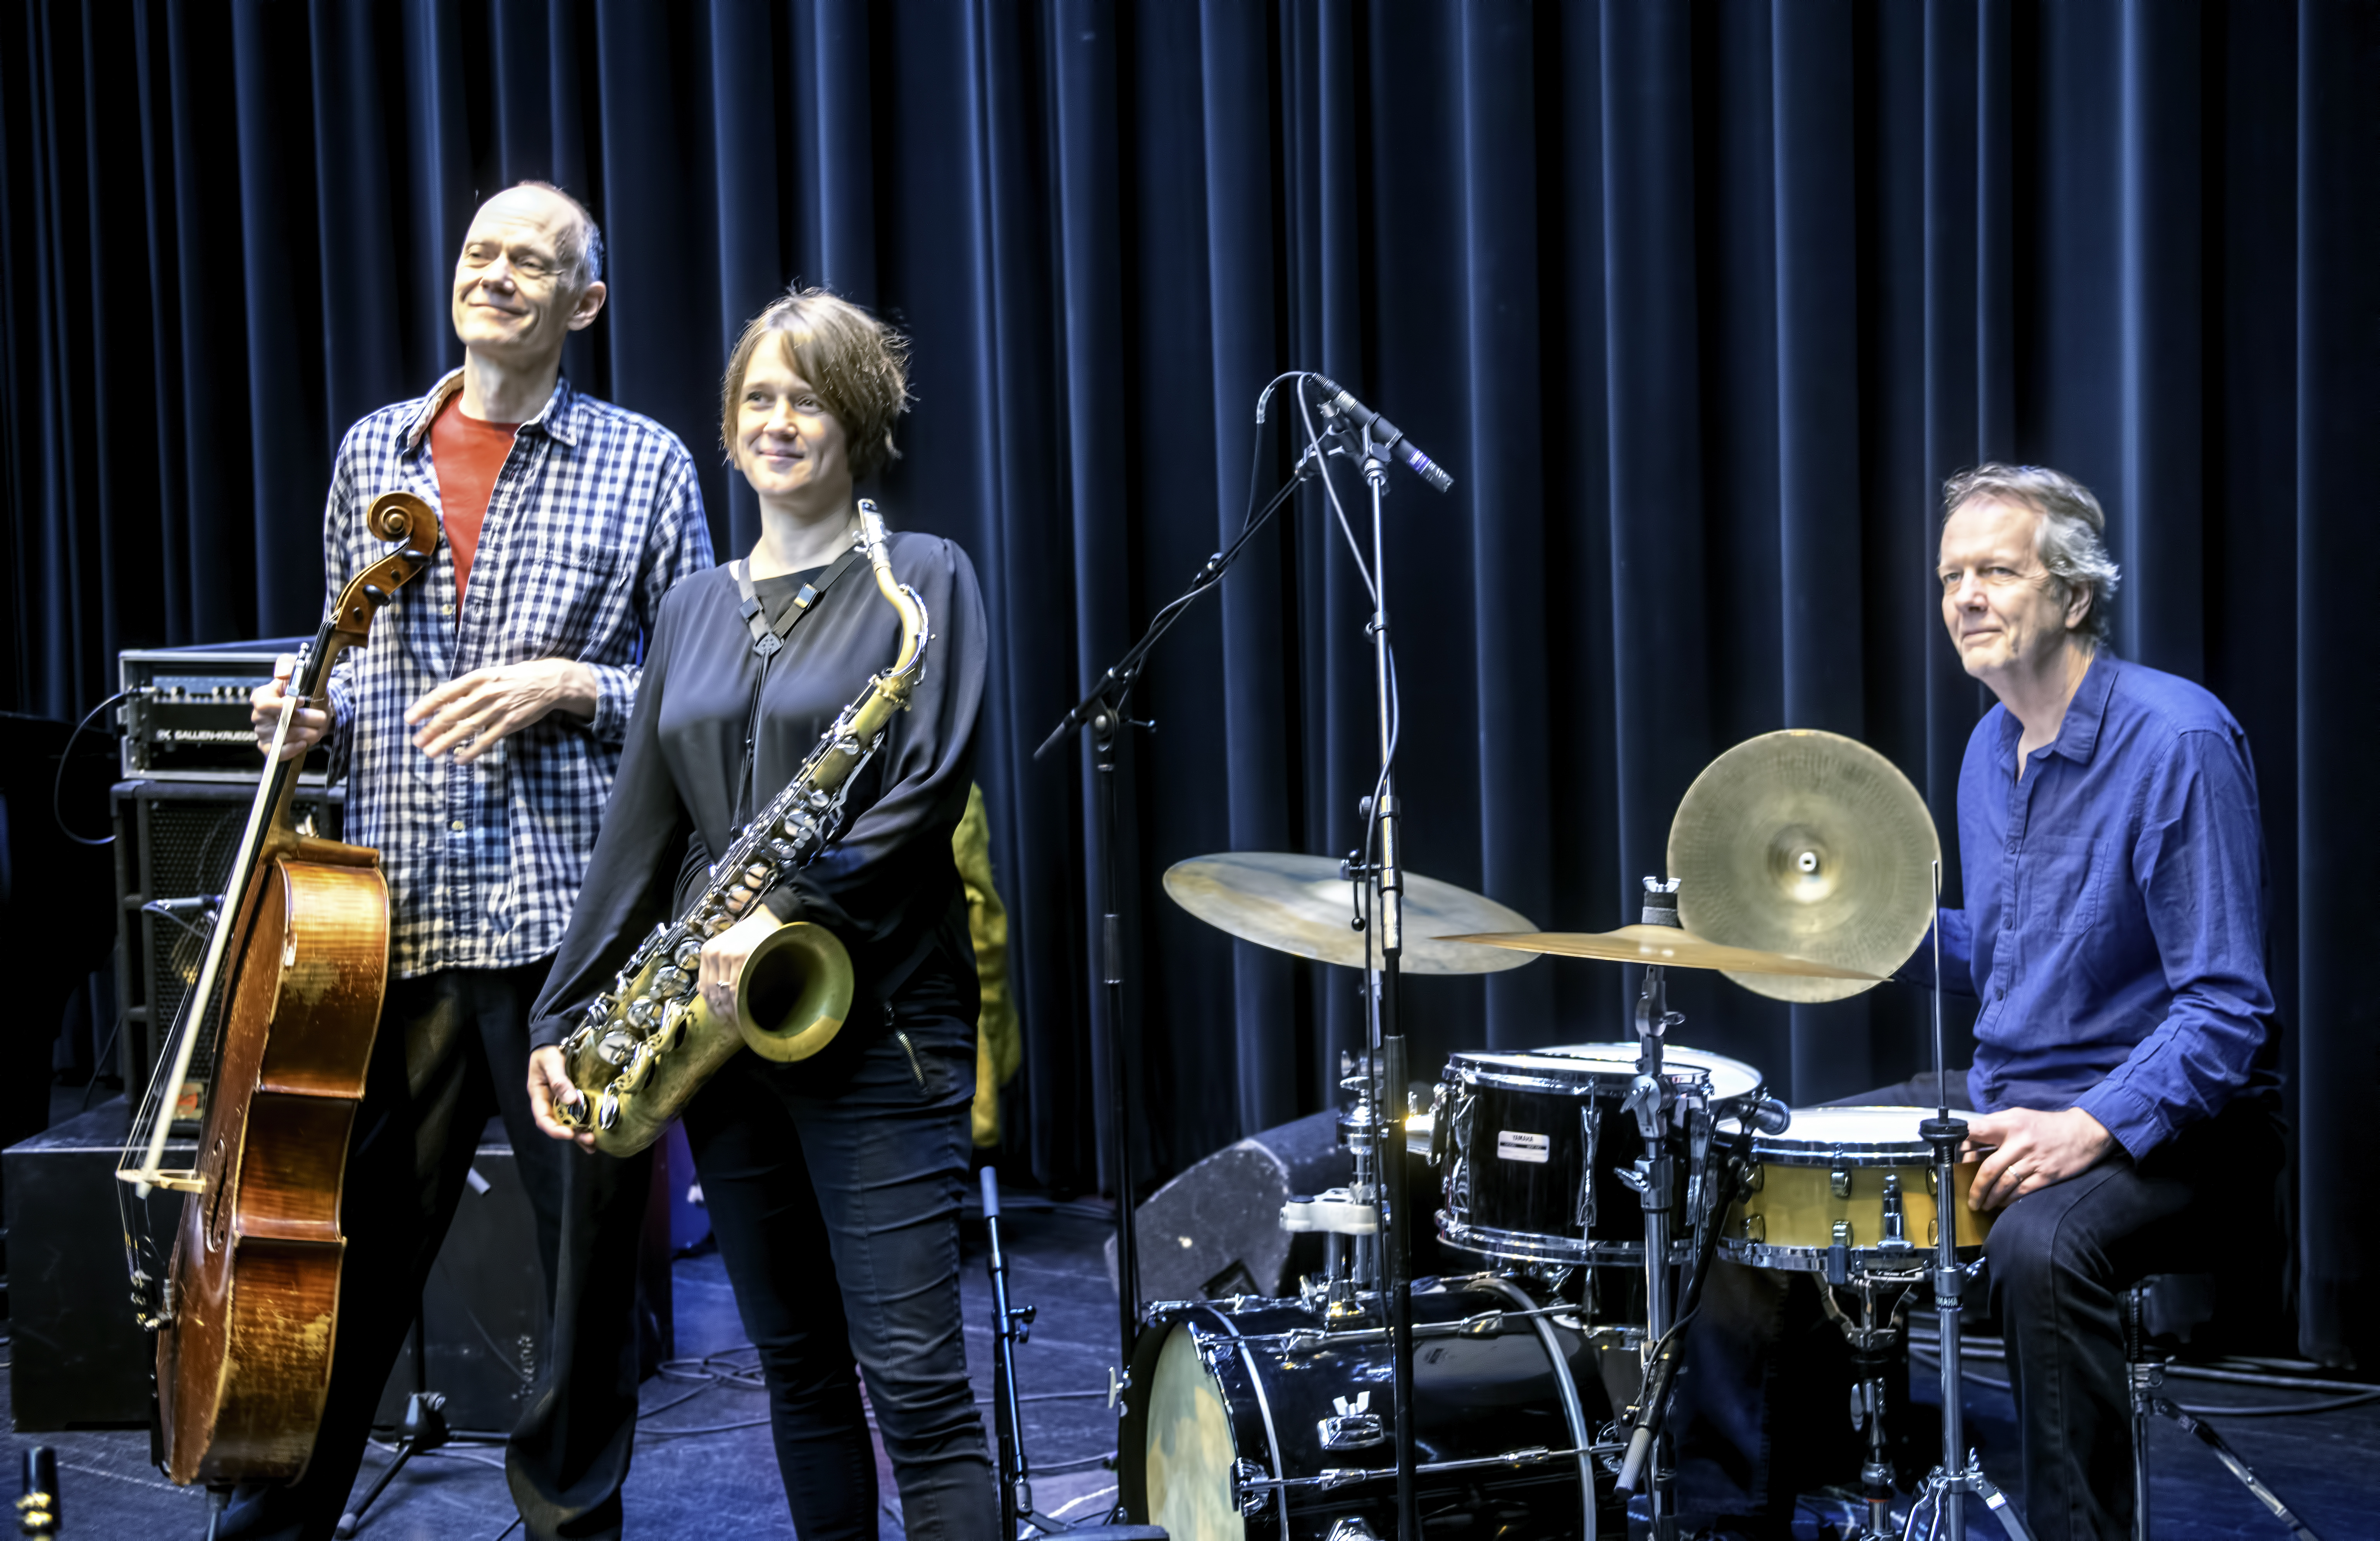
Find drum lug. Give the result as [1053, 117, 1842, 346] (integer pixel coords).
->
[1878, 1173, 1913, 1252]
[1742, 1160, 1764, 1193]
[1317, 1391, 1386, 1450]
[1233, 1458, 1272, 1517]
[1827, 1220, 1853, 1286]
[1739, 1212, 1766, 1244]
[1830, 1156, 1853, 1199]
[1925, 1165, 1940, 1196]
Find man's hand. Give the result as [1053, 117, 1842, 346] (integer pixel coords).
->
[250, 654, 329, 761]
[527, 1045, 596, 1152]
[1964, 1106, 2115, 1211]
[406, 659, 598, 762]
[699, 910, 783, 1026]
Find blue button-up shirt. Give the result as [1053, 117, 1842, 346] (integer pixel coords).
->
[320, 370, 713, 977]
[1920, 652, 2277, 1158]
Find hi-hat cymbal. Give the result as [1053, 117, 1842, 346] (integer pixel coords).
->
[1433, 925, 1884, 980]
[1163, 853, 1540, 975]
[1666, 729, 1939, 1002]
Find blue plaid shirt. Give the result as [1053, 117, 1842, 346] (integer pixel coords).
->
[320, 370, 713, 977]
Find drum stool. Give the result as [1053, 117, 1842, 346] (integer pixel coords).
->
[2122, 1278, 2320, 1541]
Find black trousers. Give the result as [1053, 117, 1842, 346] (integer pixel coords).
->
[219, 961, 649, 1541]
[1829, 1073, 2284, 1541]
[672, 973, 997, 1540]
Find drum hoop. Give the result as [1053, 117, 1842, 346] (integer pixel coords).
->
[1440, 1217, 1695, 1268]
[1478, 1042, 1767, 1102]
[1198, 1304, 1290, 1532]
[1470, 1273, 1598, 1537]
[1452, 1059, 1716, 1097]
[1720, 1239, 1979, 1274]
[1753, 1106, 1977, 1163]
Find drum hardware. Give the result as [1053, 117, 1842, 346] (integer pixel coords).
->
[1910, 858, 2034, 1541]
[1811, 1269, 1924, 1539]
[2119, 1284, 2326, 1541]
[1613, 1126, 1754, 1505]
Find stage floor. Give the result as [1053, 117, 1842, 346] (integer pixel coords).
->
[4, 1182, 2373, 1538]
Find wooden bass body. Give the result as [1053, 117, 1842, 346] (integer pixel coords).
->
[158, 836, 391, 1483]
[120, 492, 439, 1486]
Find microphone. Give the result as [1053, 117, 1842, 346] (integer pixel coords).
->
[1750, 1096, 1792, 1135]
[1307, 374, 1454, 493]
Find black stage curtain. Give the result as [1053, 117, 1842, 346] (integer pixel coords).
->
[4, 3, 2374, 1366]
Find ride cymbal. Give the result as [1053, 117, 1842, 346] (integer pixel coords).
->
[1163, 852, 1540, 975]
[1665, 729, 1939, 1002]
[1433, 925, 1884, 980]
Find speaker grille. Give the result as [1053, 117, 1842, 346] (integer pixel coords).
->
[116, 781, 343, 1096]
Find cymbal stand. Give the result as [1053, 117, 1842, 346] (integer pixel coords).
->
[1910, 859, 2032, 1541]
[1035, 447, 1322, 1387]
[1618, 887, 1685, 1541]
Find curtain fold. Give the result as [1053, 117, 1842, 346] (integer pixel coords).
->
[4, 0, 2370, 1366]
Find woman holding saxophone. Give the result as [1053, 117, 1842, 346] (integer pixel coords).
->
[525, 288, 994, 1538]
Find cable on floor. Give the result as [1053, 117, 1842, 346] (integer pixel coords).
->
[1909, 1347, 2380, 1418]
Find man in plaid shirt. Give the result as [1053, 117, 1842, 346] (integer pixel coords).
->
[247, 182, 711, 1541]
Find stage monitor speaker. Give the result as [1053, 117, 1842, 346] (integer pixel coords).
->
[1104, 1108, 1350, 1304]
[109, 777, 344, 1101]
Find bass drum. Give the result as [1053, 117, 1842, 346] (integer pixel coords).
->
[1120, 1279, 1614, 1539]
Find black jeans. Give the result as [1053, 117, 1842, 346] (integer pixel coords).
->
[1982, 1097, 2283, 1540]
[678, 976, 996, 1541]
[219, 961, 649, 1541]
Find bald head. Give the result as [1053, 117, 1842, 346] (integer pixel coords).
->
[451, 184, 608, 373]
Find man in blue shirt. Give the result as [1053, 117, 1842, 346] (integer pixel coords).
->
[1920, 464, 2281, 1540]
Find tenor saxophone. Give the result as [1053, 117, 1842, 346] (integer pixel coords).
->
[552, 500, 929, 1156]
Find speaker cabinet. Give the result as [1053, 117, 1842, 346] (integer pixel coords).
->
[108, 777, 345, 1100]
[3, 1101, 668, 1436]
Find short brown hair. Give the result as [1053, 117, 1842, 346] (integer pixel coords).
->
[720, 287, 911, 481]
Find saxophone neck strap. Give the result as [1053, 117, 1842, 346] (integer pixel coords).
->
[729, 538, 868, 657]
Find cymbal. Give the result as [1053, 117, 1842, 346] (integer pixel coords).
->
[1666, 729, 1939, 1002]
[1433, 925, 1884, 980]
[1163, 853, 1541, 975]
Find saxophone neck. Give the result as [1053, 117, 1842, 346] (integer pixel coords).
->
[854, 498, 929, 683]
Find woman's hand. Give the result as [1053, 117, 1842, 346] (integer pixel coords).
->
[527, 1045, 597, 1152]
[699, 909, 783, 1025]
[250, 654, 329, 761]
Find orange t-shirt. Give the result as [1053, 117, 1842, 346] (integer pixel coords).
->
[427, 396, 521, 599]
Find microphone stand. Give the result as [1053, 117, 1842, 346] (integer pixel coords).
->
[1348, 434, 1422, 1541]
[1034, 447, 1321, 1388]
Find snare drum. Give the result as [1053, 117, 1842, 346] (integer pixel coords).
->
[1722, 1105, 1993, 1274]
[1432, 1043, 1765, 1267]
[1121, 1280, 1609, 1538]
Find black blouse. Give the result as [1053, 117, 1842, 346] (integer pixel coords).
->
[527, 530, 987, 1051]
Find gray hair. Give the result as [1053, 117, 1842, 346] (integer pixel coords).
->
[513, 180, 605, 291]
[1941, 463, 2122, 645]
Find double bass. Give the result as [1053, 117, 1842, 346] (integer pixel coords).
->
[117, 493, 439, 1484]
